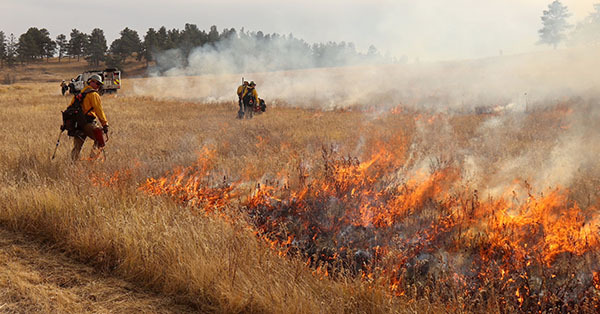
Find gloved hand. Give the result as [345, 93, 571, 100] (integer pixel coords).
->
[60, 125, 65, 131]
[102, 125, 109, 134]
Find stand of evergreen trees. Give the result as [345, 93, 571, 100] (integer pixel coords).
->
[1, 3, 599, 72]
[0, 24, 394, 74]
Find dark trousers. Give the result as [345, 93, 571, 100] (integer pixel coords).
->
[243, 103, 253, 118]
[238, 98, 246, 119]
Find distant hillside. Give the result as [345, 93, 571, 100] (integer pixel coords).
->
[1, 57, 149, 84]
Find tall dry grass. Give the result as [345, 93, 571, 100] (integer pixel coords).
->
[2, 77, 598, 312]
[0, 82, 428, 313]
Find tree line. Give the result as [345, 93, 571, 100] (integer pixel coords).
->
[1, 2, 597, 71]
[0, 24, 394, 73]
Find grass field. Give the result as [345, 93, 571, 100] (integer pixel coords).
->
[0, 80, 412, 313]
[1, 51, 600, 312]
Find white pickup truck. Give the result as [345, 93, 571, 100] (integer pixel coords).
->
[68, 68, 121, 95]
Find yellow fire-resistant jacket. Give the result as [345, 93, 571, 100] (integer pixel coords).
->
[237, 84, 247, 97]
[242, 87, 258, 102]
[69, 86, 108, 127]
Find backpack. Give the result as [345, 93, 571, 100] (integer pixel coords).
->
[253, 99, 267, 113]
[243, 91, 256, 108]
[61, 90, 96, 136]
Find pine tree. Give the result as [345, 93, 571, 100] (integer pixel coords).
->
[40, 28, 56, 62]
[167, 28, 181, 50]
[207, 25, 219, 44]
[538, 0, 571, 48]
[5, 33, 17, 67]
[56, 34, 68, 62]
[17, 28, 42, 62]
[68, 29, 87, 61]
[142, 28, 159, 66]
[84, 28, 107, 67]
[180, 23, 206, 60]
[110, 27, 142, 60]
[156, 26, 170, 50]
[0, 31, 5, 67]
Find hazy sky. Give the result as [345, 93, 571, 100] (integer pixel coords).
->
[1, 0, 597, 61]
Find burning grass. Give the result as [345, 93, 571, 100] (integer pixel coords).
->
[0, 82, 407, 313]
[2, 79, 600, 312]
[140, 137, 600, 312]
[134, 99, 600, 312]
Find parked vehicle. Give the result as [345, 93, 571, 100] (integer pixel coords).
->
[69, 68, 121, 95]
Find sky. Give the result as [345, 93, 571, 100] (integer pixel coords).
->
[0, 0, 597, 62]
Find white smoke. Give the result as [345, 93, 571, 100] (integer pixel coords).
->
[131, 40, 600, 200]
[134, 45, 600, 112]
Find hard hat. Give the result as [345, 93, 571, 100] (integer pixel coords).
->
[88, 74, 104, 85]
[249, 81, 256, 86]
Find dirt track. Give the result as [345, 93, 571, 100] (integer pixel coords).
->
[0, 227, 194, 313]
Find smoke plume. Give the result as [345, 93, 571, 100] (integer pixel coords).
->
[131, 41, 600, 197]
[135, 45, 600, 112]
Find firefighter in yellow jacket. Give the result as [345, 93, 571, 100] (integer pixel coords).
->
[69, 74, 109, 160]
[236, 80, 248, 118]
[241, 81, 258, 118]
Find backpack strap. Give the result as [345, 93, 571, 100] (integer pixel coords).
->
[73, 89, 98, 115]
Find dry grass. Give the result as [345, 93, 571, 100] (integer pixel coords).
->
[0, 81, 424, 313]
[0, 228, 194, 313]
[1, 69, 599, 312]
